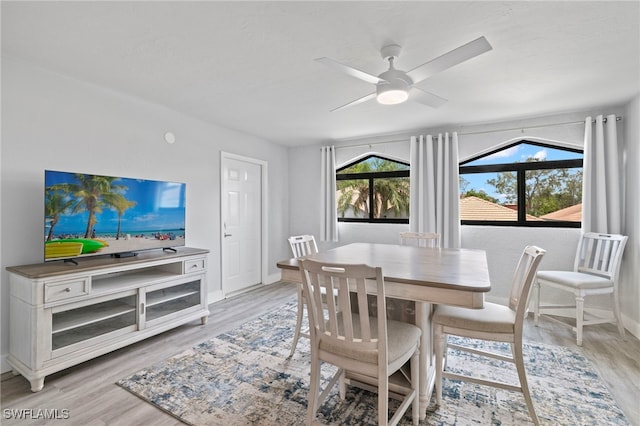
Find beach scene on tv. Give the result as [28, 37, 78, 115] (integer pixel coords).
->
[44, 171, 186, 261]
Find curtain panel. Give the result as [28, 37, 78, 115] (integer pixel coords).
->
[582, 115, 623, 234]
[320, 146, 338, 242]
[409, 132, 461, 248]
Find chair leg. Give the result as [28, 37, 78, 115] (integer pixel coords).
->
[379, 369, 389, 426]
[533, 281, 541, 326]
[513, 337, 540, 426]
[307, 354, 321, 425]
[434, 325, 445, 406]
[611, 292, 627, 339]
[411, 349, 420, 425]
[576, 295, 584, 346]
[442, 330, 449, 371]
[338, 369, 346, 400]
[289, 285, 305, 358]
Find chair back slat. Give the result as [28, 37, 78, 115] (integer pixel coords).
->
[399, 232, 441, 248]
[575, 233, 627, 280]
[288, 235, 318, 258]
[300, 260, 384, 354]
[507, 246, 546, 318]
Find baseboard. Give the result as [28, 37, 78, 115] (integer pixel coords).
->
[486, 295, 640, 341]
[264, 273, 281, 285]
[1, 353, 10, 374]
[208, 290, 224, 304]
[623, 313, 640, 340]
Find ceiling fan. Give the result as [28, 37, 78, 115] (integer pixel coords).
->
[316, 36, 492, 112]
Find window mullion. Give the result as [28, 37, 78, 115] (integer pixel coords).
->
[369, 178, 375, 220]
[517, 169, 526, 223]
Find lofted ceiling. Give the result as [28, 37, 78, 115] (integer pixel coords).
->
[2, 1, 639, 146]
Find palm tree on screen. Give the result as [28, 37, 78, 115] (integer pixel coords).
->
[50, 174, 129, 238]
[44, 189, 73, 241]
[109, 195, 137, 240]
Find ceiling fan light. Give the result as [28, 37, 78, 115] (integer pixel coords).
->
[376, 77, 410, 105]
[377, 89, 409, 105]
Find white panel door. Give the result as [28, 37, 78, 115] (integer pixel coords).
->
[221, 155, 262, 294]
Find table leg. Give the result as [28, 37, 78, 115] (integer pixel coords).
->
[415, 301, 434, 420]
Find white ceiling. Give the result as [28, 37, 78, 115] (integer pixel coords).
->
[2, 1, 639, 146]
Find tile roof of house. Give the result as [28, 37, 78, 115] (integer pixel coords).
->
[459, 196, 543, 221]
[540, 203, 582, 221]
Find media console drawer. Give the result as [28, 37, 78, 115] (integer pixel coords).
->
[184, 258, 206, 273]
[44, 278, 89, 303]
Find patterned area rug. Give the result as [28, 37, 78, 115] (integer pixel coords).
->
[117, 302, 629, 425]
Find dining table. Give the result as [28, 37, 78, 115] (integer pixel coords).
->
[276, 242, 491, 419]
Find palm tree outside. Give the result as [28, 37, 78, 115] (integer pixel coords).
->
[337, 156, 410, 220]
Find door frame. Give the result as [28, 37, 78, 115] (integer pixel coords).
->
[220, 151, 269, 297]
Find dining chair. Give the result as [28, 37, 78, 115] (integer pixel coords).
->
[299, 259, 421, 426]
[433, 245, 546, 425]
[533, 232, 628, 346]
[287, 235, 319, 357]
[399, 231, 440, 248]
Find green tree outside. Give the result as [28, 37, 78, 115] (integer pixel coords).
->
[337, 157, 409, 219]
[484, 158, 582, 217]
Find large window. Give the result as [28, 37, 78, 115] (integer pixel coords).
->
[336, 155, 409, 223]
[459, 141, 583, 227]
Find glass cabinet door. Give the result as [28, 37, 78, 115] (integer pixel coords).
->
[52, 295, 137, 351]
[145, 280, 201, 323]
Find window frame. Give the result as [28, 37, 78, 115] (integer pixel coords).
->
[336, 154, 410, 224]
[459, 140, 583, 228]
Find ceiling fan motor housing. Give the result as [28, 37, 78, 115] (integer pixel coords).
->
[376, 67, 412, 104]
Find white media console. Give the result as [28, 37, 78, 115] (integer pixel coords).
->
[6, 247, 210, 392]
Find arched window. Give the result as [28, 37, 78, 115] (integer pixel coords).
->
[459, 140, 582, 227]
[336, 155, 409, 223]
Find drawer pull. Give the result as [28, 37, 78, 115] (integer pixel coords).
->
[64, 287, 71, 293]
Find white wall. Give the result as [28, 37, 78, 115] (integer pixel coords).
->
[0, 58, 291, 372]
[288, 107, 639, 335]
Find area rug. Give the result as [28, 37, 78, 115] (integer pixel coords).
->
[117, 302, 629, 425]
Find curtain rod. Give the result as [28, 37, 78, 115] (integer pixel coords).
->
[330, 115, 622, 149]
[458, 115, 622, 136]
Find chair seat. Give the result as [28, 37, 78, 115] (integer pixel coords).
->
[320, 312, 421, 365]
[435, 246, 546, 426]
[433, 302, 515, 334]
[537, 270, 613, 290]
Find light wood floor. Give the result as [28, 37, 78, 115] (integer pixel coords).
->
[2, 281, 639, 425]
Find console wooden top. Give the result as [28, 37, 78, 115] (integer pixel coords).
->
[6, 247, 209, 279]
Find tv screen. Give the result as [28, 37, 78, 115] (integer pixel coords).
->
[44, 170, 186, 261]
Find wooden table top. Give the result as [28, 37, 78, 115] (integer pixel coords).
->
[277, 243, 490, 293]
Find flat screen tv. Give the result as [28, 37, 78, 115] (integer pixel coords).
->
[44, 170, 186, 262]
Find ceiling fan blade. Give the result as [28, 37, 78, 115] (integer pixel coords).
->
[316, 57, 384, 85]
[410, 87, 448, 108]
[406, 36, 492, 84]
[330, 92, 377, 112]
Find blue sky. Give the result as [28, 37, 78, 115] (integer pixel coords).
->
[45, 171, 186, 235]
[462, 143, 583, 202]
